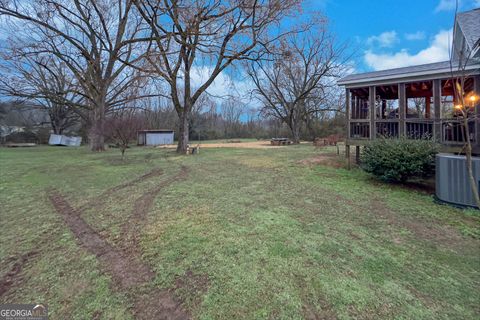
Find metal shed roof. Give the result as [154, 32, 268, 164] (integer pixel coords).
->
[138, 129, 174, 133]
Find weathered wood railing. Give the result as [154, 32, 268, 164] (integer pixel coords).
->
[349, 118, 477, 145]
[406, 119, 434, 139]
[441, 119, 476, 144]
[376, 120, 399, 138]
[349, 122, 370, 139]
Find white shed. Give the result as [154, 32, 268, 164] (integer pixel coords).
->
[48, 134, 82, 146]
[137, 130, 174, 146]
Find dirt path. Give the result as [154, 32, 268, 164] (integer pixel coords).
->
[47, 166, 190, 319]
[157, 140, 311, 149]
[298, 153, 345, 168]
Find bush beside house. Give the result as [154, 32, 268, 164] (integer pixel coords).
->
[361, 137, 438, 183]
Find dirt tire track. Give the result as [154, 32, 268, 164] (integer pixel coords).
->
[47, 165, 190, 319]
[78, 168, 164, 212]
[106, 168, 165, 195]
[120, 166, 189, 252]
[0, 251, 39, 297]
[48, 191, 154, 289]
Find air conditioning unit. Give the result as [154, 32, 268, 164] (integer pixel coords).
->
[436, 154, 480, 208]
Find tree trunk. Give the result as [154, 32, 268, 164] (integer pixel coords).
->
[177, 111, 189, 153]
[463, 116, 480, 208]
[290, 105, 301, 144]
[51, 121, 61, 135]
[89, 105, 105, 151]
[291, 121, 301, 144]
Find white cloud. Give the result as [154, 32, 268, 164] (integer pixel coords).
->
[435, 0, 480, 12]
[435, 0, 458, 12]
[364, 29, 452, 71]
[188, 65, 252, 103]
[367, 31, 398, 48]
[405, 31, 426, 41]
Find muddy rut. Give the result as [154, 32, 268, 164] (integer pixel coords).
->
[48, 166, 190, 319]
[121, 166, 189, 252]
[78, 168, 165, 212]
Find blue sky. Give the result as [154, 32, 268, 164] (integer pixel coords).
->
[312, 0, 480, 72]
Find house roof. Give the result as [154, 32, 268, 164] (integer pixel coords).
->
[456, 8, 480, 53]
[337, 60, 480, 86]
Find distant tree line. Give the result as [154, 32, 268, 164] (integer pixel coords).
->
[0, 98, 345, 144]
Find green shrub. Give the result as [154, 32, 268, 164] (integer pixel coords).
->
[361, 137, 438, 183]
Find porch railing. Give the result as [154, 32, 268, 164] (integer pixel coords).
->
[349, 118, 477, 146]
[441, 119, 476, 144]
[376, 120, 399, 138]
[349, 122, 370, 139]
[406, 119, 434, 139]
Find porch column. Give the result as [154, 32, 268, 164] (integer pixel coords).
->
[354, 96, 358, 119]
[425, 96, 431, 119]
[433, 79, 441, 142]
[398, 83, 406, 136]
[474, 75, 480, 148]
[345, 88, 350, 139]
[345, 88, 351, 169]
[369, 86, 375, 139]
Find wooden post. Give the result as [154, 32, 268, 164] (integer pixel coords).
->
[346, 145, 351, 169]
[398, 83, 406, 136]
[425, 96, 431, 119]
[433, 79, 441, 142]
[350, 96, 360, 119]
[355, 146, 360, 164]
[369, 86, 376, 139]
[382, 100, 386, 119]
[474, 75, 480, 149]
[346, 88, 350, 140]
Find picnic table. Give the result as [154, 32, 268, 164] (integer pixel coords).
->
[270, 138, 292, 146]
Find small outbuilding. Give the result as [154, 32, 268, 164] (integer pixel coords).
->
[48, 134, 82, 146]
[137, 129, 174, 146]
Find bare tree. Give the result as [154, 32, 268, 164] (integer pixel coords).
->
[221, 97, 244, 138]
[0, 46, 81, 134]
[410, 98, 426, 118]
[247, 17, 345, 143]
[0, 0, 150, 151]
[104, 109, 144, 159]
[133, 0, 301, 153]
[448, 1, 480, 208]
[449, 72, 480, 208]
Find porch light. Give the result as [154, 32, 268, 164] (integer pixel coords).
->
[470, 95, 477, 102]
[455, 104, 463, 110]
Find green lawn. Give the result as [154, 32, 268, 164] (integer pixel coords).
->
[1, 145, 479, 319]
